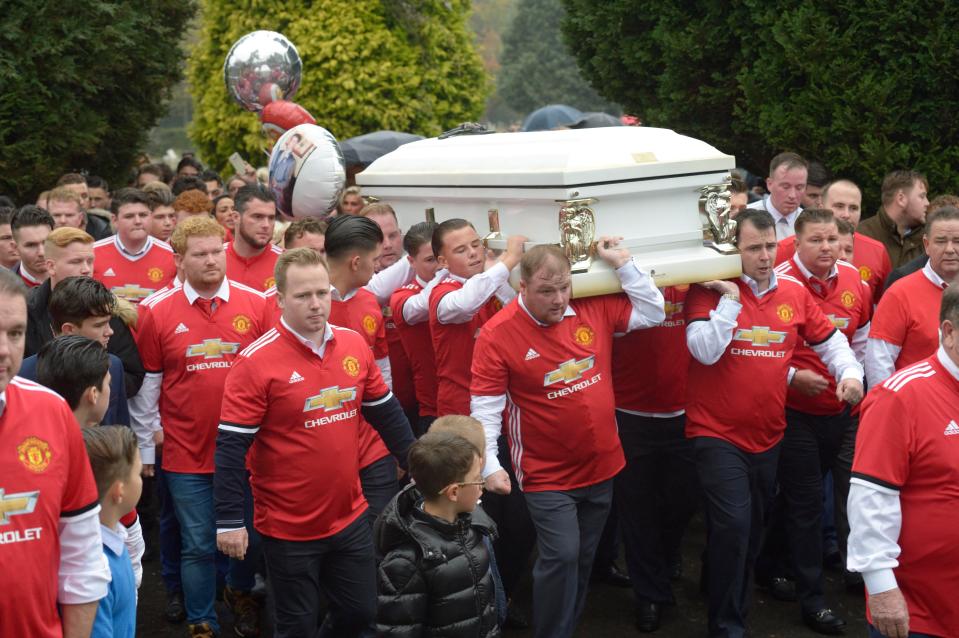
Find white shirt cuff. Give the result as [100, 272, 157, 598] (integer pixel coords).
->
[863, 569, 898, 595]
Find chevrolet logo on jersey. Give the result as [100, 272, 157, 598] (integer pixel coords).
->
[827, 314, 850, 329]
[186, 339, 240, 359]
[111, 283, 155, 301]
[732, 326, 787, 347]
[303, 386, 357, 412]
[544, 356, 596, 386]
[664, 301, 684, 317]
[0, 488, 39, 525]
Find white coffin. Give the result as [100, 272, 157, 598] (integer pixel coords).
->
[357, 127, 741, 296]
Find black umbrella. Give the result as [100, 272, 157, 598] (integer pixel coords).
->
[521, 104, 584, 132]
[338, 131, 424, 167]
[569, 112, 624, 129]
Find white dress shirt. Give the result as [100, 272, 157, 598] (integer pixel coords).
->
[747, 196, 802, 241]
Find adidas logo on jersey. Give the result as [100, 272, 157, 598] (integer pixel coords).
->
[945, 420, 959, 436]
[289, 371, 305, 384]
[525, 348, 540, 361]
[103, 268, 116, 277]
[174, 323, 189, 334]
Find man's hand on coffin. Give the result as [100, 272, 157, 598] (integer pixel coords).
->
[596, 236, 631, 269]
[699, 279, 740, 301]
[500, 235, 528, 270]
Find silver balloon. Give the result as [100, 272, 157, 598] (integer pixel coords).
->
[223, 31, 302, 112]
[268, 124, 345, 217]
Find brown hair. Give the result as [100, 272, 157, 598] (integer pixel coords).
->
[408, 430, 479, 500]
[173, 189, 213, 215]
[928, 194, 959, 216]
[56, 172, 87, 187]
[925, 205, 959, 235]
[358, 201, 397, 224]
[881, 170, 928, 206]
[82, 426, 138, 503]
[793, 208, 836, 236]
[274, 247, 329, 294]
[429, 415, 484, 457]
[431, 218, 475, 258]
[768, 152, 808, 177]
[734, 209, 775, 243]
[836, 218, 855, 236]
[284, 218, 327, 248]
[142, 181, 174, 208]
[520, 244, 570, 281]
[169, 215, 225, 254]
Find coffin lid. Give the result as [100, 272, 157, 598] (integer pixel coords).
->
[358, 126, 734, 189]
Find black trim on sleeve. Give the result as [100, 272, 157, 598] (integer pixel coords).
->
[61, 499, 99, 520]
[851, 471, 901, 492]
[686, 317, 709, 324]
[807, 327, 838, 348]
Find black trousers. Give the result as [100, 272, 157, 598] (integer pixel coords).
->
[776, 408, 853, 612]
[261, 514, 376, 638]
[615, 411, 699, 605]
[694, 436, 780, 638]
[483, 435, 537, 599]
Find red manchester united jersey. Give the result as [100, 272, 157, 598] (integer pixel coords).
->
[471, 295, 631, 492]
[382, 302, 416, 412]
[330, 289, 390, 468]
[430, 279, 503, 416]
[870, 269, 945, 372]
[776, 233, 892, 299]
[853, 354, 959, 638]
[136, 280, 266, 473]
[612, 286, 689, 413]
[93, 235, 176, 303]
[224, 241, 283, 291]
[220, 322, 390, 541]
[390, 282, 438, 417]
[0, 378, 100, 638]
[777, 258, 872, 415]
[684, 276, 837, 452]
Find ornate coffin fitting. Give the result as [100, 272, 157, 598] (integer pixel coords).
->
[357, 127, 742, 298]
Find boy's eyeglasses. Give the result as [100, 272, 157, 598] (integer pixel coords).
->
[438, 480, 485, 495]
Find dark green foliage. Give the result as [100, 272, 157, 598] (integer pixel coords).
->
[0, 1, 196, 204]
[562, 0, 959, 211]
[499, 0, 620, 116]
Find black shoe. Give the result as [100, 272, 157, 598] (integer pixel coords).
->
[165, 590, 185, 624]
[591, 564, 632, 588]
[757, 576, 797, 602]
[802, 608, 846, 635]
[503, 603, 530, 629]
[224, 586, 261, 638]
[635, 601, 661, 633]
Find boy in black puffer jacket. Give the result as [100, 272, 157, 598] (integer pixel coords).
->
[375, 429, 500, 637]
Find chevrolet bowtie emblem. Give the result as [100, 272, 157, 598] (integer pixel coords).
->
[0, 488, 39, 525]
[664, 301, 684, 317]
[543, 356, 595, 386]
[111, 284, 154, 301]
[827, 314, 850, 329]
[733, 326, 787, 347]
[303, 386, 357, 412]
[186, 339, 240, 359]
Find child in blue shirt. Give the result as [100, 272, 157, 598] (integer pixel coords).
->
[82, 426, 142, 638]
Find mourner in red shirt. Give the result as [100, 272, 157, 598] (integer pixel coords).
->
[224, 184, 282, 292]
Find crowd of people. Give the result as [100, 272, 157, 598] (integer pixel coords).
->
[0, 150, 957, 638]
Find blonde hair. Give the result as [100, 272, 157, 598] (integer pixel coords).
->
[47, 186, 83, 208]
[169, 215, 225, 254]
[429, 415, 485, 458]
[82, 426, 138, 503]
[44, 227, 94, 258]
[358, 201, 396, 222]
[274, 247, 328, 294]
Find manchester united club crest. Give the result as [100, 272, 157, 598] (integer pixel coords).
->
[840, 290, 856, 309]
[264, 276, 276, 290]
[232, 314, 252, 334]
[147, 267, 165, 283]
[17, 437, 52, 473]
[342, 356, 360, 377]
[362, 315, 377, 336]
[858, 265, 872, 283]
[776, 304, 794, 323]
[573, 324, 595, 347]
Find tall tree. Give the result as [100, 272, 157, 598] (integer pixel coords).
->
[188, 0, 489, 172]
[562, 0, 959, 211]
[498, 0, 620, 117]
[0, 1, 196, 203]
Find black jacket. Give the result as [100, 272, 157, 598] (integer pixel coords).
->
[84, 212, 113, 241]
[375, 484, 500, 638]
[25, 279, 145, 397]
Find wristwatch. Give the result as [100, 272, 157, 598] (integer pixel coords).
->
[721, 292, 740, 302]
